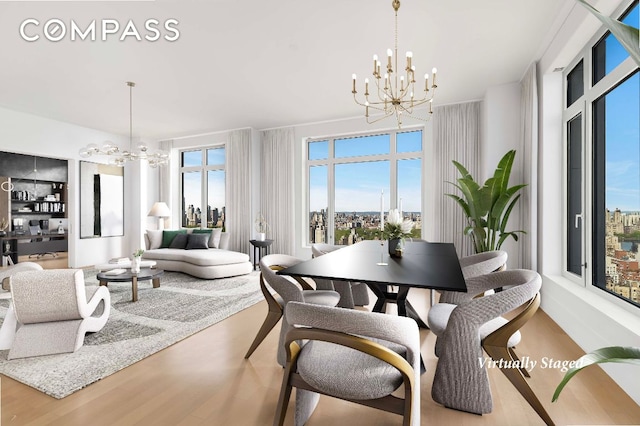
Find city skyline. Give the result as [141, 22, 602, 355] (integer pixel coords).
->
[309, 208, 422, 245]
[604, 208, 640, 306]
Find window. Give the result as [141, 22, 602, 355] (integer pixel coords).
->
[307, 129, 423, 245]
[180, 146, 226, 228]
[592, 3, 639, 85]
[563, 0, 640, 308]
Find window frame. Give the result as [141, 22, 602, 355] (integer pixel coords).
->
[305, 127, 424, 245]
[179, 144, 226, 229]
[562, 0, 640, 308]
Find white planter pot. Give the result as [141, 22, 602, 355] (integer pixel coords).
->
[257, 233, 266, 241]
[132, 257, 141, 273]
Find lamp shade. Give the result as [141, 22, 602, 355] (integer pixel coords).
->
[148, 202, 171, 218]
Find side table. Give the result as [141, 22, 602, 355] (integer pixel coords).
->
[250, 239, 274, 270]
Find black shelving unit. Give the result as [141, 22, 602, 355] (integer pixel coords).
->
[0, 152, 69, 264]
[9, 179, 66, 232]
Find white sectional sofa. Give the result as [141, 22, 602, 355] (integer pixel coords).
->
[142, 229, 252, 279]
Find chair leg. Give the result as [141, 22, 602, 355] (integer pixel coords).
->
[244, 309, 282, 359]
[273, 365, 295, 426]
[509, 346, 531, 378]
[484, 344, 555, 426]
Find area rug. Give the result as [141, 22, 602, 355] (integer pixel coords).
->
[0, 269, 262, 399]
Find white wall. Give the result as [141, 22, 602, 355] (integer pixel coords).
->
[481, 83, 523, 269]
[0, 106, 132, 268]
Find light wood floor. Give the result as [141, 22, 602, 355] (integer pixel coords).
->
[15, 253, 69, 270]
[2, 286, 640, 425]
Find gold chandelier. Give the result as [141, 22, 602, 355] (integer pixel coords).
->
[79, 82, 169, 168]
[351, 0, 438, 128]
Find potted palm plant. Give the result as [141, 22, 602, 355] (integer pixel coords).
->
[446, 149, 526, 253]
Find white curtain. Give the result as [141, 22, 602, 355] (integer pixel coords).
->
[159, 139, 173, 229]
[261, 128, 294, 255]
[433, 101, 481, 258]
[519, 63, 539, 270]
[226, 129, 253, 254]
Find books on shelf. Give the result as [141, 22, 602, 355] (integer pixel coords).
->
[109, 257, 130, 264]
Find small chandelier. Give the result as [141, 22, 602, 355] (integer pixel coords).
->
[351, 0, 438, 128]
[79, 82, 169, 168]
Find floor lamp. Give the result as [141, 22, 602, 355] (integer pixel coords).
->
[148, 202, 171, 230]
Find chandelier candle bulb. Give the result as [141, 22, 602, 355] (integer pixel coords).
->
[387, 48, 393, 72]
[352, 74, 357, 93]
[365, 78, 369, 96]
[373, 54, 378, 74]
[432, 68, 438, 87]
[406, 51, 412, 70]
[424, 73, 429, 92]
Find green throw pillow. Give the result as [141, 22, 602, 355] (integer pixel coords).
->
[161, 229, 187, 248]
[192, 229, 212, 234]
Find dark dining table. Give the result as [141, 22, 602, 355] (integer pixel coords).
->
[278, 240, 467, 328]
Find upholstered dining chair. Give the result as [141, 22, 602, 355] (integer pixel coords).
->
[310, 243, 370, 308]
[274, 301, 421, 426]
[428, 269, 555, 426]
[259, 254, 341, 366]
[244, 264, 285, 359]
[4, 269, 110, 359]
[436, 250, 508, 305]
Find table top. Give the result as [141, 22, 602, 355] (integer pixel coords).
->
[250, 239, 274, 247]
[95, 260, 157, 271]
[97, 268, 164, 282]
[279, 240, 467, 292]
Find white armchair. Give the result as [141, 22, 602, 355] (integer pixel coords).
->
[0, 262, 43, 290]
[3, 269, 110, 359]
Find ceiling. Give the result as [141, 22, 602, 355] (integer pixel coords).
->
[0, 0, 567, 141]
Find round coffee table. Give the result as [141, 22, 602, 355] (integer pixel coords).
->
[97, 268, 164, 302]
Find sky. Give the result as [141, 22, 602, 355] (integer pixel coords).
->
[604, 4, 640, 212]
[182, 148, 226, 217]
[308, 130, 422, 213]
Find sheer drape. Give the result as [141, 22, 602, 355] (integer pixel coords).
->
[519, 63, 538, 269]
[433, 101, 481, 258]
[261, 128, 294, 255]
[226, 129, 252, 254]
[159, 139, 173, 229]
